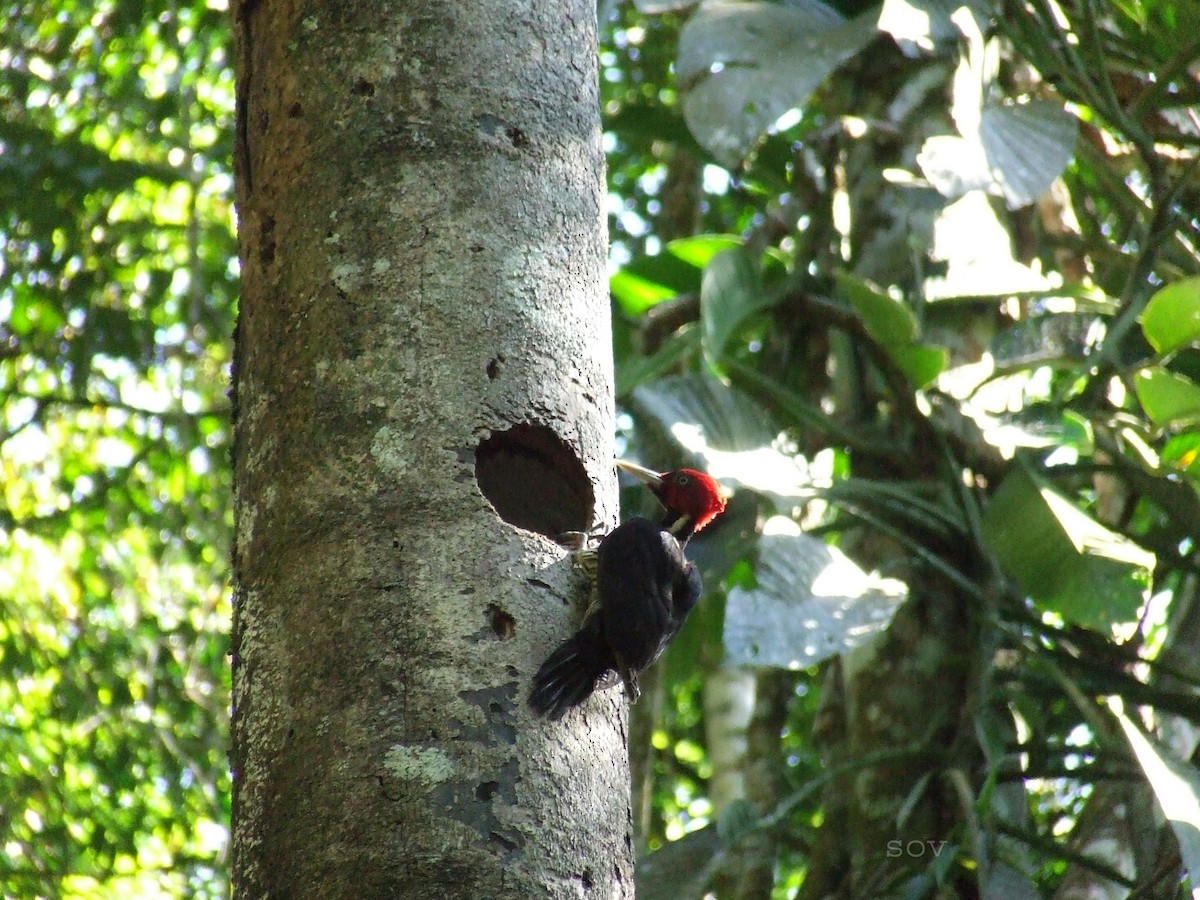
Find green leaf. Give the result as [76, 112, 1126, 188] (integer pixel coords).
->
[983, 464, 1154, 628]
[667, 233, 742, 269]
[1134, 367, 1200, 427]
[630, 373, 777, 453]
[1140, 276, 1200, 355]
[838, 272, 916, 344]
[611, 269, 679, 316]
[1162, 431, 1200, 476]
[892, 343, 949, 390]
[700, 246, 771, 363]
[837, 273, 946, 388]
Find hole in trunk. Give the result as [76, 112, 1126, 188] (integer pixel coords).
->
[475, 423, 592, 538]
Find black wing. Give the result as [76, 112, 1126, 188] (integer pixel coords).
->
[596, 517, 701, 675]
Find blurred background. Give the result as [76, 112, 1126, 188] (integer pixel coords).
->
[3, 0, 1200, 897]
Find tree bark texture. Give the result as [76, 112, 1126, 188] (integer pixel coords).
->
[230, 1, 630, 897]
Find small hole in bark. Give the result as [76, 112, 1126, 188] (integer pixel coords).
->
[475, 423, 591, 538]
[259, 216, 276, 265]
[486, 357, 500, 380]
[505, 124, 529, 148]
[287, 101, 303, 117]
[475, 781, 499, 802]
[486, 604, 515, 639]
[581, 869, 594, 890]
[489, 831, 518, 852]
[352, 78, 375, 97]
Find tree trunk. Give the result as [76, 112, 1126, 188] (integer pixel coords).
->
[799, 583, 978, 899]
[230, 1, 631, 897]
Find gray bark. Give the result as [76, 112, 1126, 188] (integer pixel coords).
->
[230, 1, 631, 897]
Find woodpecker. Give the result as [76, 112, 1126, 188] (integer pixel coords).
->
[528, 459, 727, 719]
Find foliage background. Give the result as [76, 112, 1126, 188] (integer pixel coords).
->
[2, 2, 234, 896]
[2, 0, 1199, 897]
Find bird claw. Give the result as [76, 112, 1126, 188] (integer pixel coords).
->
[573, 548, 599, 581]
[557, 530, 590, 551]
[623, 673, 642, 704]
[582, 587, 602, 620]
[615, 655, 641, 703]
[557, 523, 605, 552]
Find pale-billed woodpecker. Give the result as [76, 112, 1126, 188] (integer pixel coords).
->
[528, 459, 727, 719]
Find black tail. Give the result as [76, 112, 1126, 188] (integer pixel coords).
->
[528, 624, 612, 719]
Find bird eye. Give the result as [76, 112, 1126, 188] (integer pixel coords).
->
[675, 473, 690, 486]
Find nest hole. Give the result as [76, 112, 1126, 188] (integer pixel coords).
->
[475, 424, 591, 539]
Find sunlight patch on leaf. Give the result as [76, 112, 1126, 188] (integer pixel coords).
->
[917, 9, 1076, 209]
[724, 517, 907, 668]
[667, 234, 742, 269]
[669, 423, 810, 504]
[630, 375, 810, 505]
[611, 269, 679, 317]
[1111, 697, 1200, 894]
[924, 192, 1053, 299]
[984, 465, 1153, 629]
[878, 0, 990, 54]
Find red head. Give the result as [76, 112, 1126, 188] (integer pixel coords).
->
[615, 459, 728, 539]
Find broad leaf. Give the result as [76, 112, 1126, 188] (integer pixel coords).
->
[990, 314, 1105, 373]
[724, 517, 907, 668]
[1141, 277, 1200, 355]
[611, 270, 679, 316]
[631, 373, 776, 452]
[838, 272, 917, 344]
[629, 375, 809, 504]
[634, 0, 700, 11]
[668, 233, 742, 269]
[891, 344, 949, 390]
[918, 9, 1076, 208]
[677, 0, 877, 165]
[700, 246, 771, 363]
[979, 101, 1077, 209]
[983, 465, 1153, 628]
[836, 273, 946, 387]
[1162, 432, 1200, 477]
[1135, 368, 1200, 427]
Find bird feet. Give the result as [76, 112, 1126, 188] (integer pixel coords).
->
[558, 531, 601, 580]
[620, 670, 642, 704]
